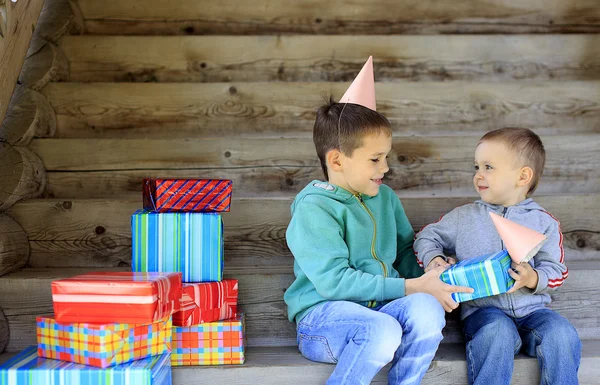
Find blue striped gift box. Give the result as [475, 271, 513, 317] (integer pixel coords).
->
[440, 250, 515, 303]
[0, 346, 171, 385]
[132, 210, 223, 283]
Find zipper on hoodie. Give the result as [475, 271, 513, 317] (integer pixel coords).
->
[500, 206, 508, 250]
[354, 193, 388, 277]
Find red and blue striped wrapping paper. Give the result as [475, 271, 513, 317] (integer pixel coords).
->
[36, 316, 172, 368]
[440, 250, 515, 303]
[0, 346, 171, 385]
[172, 313, 245, 366]
[173, 280, 238, 326]
[51, 272, 182, 324]
[143, 179, 232, 213]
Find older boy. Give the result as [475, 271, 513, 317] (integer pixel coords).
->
[284, 57, 473, 385]
[414, 127, 581, 385]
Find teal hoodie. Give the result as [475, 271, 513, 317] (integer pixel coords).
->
[284, 180, 424, 323]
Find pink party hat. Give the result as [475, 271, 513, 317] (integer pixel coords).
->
[339, 56, 376, 111]
[489, 212, 547, 264]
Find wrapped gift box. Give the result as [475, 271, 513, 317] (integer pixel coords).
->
[0, 346, 171, 385]
[173, 280, 238, 326]
[132, 210, 223, 282]
[440, 250, 515, 303]
[172, 313, 245, 366]
[36, 316, 172, 368]
[52, 272, 182, 324]
[143, 178, 232, 213]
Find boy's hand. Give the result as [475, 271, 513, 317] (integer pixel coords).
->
[425, 256, 456, 272]
[406, 266, 474, 312]
[507, 262, 539, 293]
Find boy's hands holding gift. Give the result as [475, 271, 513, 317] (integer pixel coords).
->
[406, 265, 473, 312]
[506, 262, 539, 293]
[425, 255, 457, 272]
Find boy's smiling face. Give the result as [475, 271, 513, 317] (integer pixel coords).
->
[329, 130, 392, 197]
[473, 139, 530, 207]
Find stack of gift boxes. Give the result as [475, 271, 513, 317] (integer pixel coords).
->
[0, 179, 243, 384]
[133, 178, 244, 366]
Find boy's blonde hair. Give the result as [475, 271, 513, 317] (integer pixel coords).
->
[313, 98, 392, 180]
[479, 127, 546, 196]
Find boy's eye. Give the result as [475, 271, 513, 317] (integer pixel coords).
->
[474, 165, 479, 171]
[485, 165, 492, 170]
[371, 159, 379, 163]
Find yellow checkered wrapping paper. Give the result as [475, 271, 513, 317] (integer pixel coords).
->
[36, 316, 172, 368]
[171, 313, 244, 366]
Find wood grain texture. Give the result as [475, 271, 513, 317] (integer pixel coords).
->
[34, 0, 83, 45]
[59, 35, 600, 83]
[0, 214, 28, 278]
[6, 196, 598, 269]
[0, 0, 45, 125]
[18, 40, 69, 91]
[0, 85, 56, 145]
[0, 144, 46, 211]
[30, 135, 600, 197]
[0, 264, 598, 352]
[75, 0, 600, 35]
[0, 308, 7, 354]
[41, 82, 600, 137]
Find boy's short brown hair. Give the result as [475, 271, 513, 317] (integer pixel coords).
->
[479, 127, 546, 196]
[313, 98, 392, 180]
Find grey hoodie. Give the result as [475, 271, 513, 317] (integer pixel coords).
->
[413, 198, 568, 320]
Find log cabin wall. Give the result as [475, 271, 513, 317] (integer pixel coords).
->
[0, 0, 599, 382]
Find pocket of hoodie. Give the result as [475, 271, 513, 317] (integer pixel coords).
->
[298, 333, 338, 364]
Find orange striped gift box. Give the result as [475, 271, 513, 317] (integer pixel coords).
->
[52, 272, 182, 324]
[172, 313, 245, 366]
[143, 179, 232, 213]
[173, 280, 238, 326]
[36, 316, 172, 368]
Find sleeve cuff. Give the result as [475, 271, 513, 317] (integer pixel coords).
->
[381, 277, 406, 300]
[532, 268, 548, 294]
[421, 251, 444, 270]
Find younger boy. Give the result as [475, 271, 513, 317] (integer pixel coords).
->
[284, 57, 473, 385]
[414, 127, 581, 385]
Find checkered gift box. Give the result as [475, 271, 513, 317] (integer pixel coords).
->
[172, 313, 245, 366]
[0, 346, 171, 385]
[440, 250, 515, 303]
[36, 316, 172, 368]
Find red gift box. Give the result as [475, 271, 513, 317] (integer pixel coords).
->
[143, 179, 232, 213]
[173, 279, 238, 326]
[52, 272, 182, 324]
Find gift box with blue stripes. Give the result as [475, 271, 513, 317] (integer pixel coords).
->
[0, 346, 171, 385]
[132, 210, 223, 283]
[440, 250, 515, 303]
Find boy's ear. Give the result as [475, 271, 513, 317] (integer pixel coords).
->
[326, 149, 344, 172]
[517, 166, 534, 187]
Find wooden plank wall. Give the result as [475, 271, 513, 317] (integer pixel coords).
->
[0, 0, 45, 125]
[0, 0, 599, 351]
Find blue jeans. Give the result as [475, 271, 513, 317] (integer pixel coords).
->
[463, 307, 581, 385]
[296, 293, 445, 385]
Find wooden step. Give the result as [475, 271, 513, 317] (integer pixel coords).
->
[7, 196, 599, 269]
[30, 135, 600, 198]
[0, 263, 599, 353]
[1, 334, 599, 384]
[74, 0, 600, 35]
[58, 35, 600, 83]
[40, 82, 600, 137]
